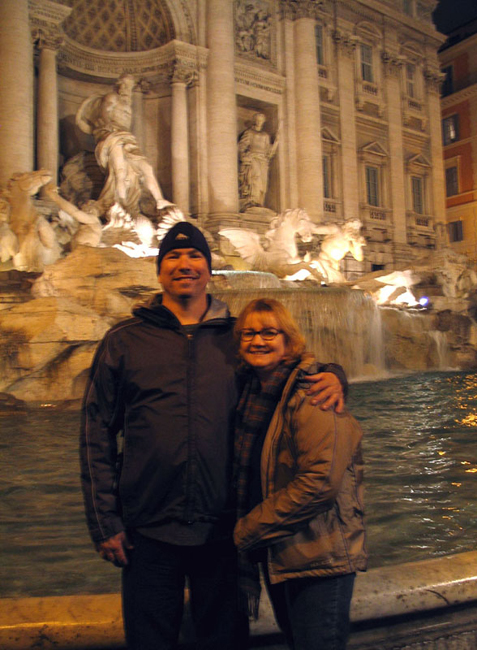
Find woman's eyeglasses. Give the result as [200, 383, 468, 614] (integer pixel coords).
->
[240, 328, 283, 341]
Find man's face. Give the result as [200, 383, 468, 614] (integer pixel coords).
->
[118, 77, 135, 96]
[158, 248, 211, 301]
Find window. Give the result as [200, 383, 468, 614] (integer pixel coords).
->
[411, 176, 424, 214]
[406, 64, 415, 98]
[445, 167, 459, 197]
[360, 44, 374, 83]
[366, 166, 379, 206]
[448, 220, 464, 242]
[441, 66, 453, 97]
[323, 155, 331, 198]
[442, 115, 459, 145]
[403, 0, 413, 15]
[315, 25, 324, 66]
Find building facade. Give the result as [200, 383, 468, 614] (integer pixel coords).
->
[0, 0, 445, 274]
[439, 21, 477, 262]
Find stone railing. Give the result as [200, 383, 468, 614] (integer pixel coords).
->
[2, 552, 477, 649]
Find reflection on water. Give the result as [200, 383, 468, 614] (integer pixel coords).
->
[1, 371, 476, 598]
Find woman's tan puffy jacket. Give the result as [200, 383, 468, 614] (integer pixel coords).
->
[234, 355, 368, 584]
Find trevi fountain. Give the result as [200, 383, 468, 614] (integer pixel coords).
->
[1, 2, 477, 649]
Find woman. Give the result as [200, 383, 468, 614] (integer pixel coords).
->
[233, 298, 367, 650]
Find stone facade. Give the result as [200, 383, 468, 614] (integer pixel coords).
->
[0, 0, 445, 273]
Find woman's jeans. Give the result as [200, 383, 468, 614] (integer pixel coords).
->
[265, 569, 355, 650]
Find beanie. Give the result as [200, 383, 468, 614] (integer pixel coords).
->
[157, 222, 212, 272]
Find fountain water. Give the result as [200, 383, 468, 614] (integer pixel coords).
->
[212, 285, 386, 378]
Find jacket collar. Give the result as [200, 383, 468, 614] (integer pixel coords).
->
[133, 293, 233, 329]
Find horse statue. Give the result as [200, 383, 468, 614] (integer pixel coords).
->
[219, 208, 325, 280]
[309, 219, 366, 283]
[0, 170, 63, 272]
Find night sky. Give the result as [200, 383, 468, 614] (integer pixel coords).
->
[432, 0, 477, 35]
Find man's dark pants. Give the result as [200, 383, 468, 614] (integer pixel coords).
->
[122, 531, 249, 650]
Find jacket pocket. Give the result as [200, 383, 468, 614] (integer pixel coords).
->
[270, 508, 347, 574]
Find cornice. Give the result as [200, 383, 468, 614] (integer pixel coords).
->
[29, 0, 72, 27]
[441, 83, 477, 110]
[235, 61, 286, 95]
[57, 37, 208, 83]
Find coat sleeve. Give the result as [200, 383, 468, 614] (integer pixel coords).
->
[312, 362, 349, 400]
[234, 398, 362, 551]
[80, 333, 126, 544]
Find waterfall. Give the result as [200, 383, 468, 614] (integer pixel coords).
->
[211, 286, 386, 379]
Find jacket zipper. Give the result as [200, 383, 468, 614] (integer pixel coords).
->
[184, 331, 196, 524]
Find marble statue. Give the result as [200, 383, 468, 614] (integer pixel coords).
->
[0, 195, 17, 264]
[238, 112, 278, 211]
[309, 219, 366, 283]
[220, 215, 366, 283]
[75, 73, 172, 222]
[1, 170, 62, 272]
[220, 208, 324, 279]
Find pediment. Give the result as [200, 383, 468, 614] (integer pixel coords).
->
[360, 141, 388, 157]
[407, 153, 431, 168]
[322, 127, 340, 144]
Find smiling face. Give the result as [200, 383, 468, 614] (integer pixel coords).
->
[239, 311, 287, 379]
[158, 247, 211, 302]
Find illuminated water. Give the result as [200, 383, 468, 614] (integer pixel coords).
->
[1, 370, 476, 599]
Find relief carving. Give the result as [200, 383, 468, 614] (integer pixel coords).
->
[235, 0, 272, 61]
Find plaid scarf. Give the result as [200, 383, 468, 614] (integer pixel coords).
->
[234, 360, 298, 618]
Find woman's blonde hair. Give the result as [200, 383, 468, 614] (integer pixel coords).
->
[235, 298, 306, 361]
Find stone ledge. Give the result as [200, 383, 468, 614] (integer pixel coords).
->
[2, 551, 477, 649]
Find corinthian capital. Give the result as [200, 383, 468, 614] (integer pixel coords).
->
[332, 30, 357, 57]
[382, 51, 404, 78]
[170, 60, 194, 86]
[279, 0, 324, 21]
[32, 26, 63, 51]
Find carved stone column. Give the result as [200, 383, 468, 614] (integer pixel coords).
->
[425, 66, 446, 233]
[0, 0, 34, 184]
[334, 30, 359, 222]
[36, 29, 62, 192]
[206, 0, 239, 215]
[171, 64, 191, 214]
[383, 52, 407, 244]
[293, 2, 323, 221]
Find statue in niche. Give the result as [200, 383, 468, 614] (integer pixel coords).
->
[238, 112, 279, 212]
[0, 170, 63, 272]
[235, 0, 272, 60]
[75, 73, 172, 222]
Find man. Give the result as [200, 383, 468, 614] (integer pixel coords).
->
[80, 222, 346, 650]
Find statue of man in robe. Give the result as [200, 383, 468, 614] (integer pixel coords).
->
[238, 112, 278, 211]
[76, 73, 172, 221]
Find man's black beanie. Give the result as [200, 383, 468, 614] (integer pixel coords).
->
[157, 222, 212, 273]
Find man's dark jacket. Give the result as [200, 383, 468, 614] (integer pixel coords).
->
[80, 294, 347, 545]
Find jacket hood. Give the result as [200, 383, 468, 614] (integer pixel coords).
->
[132, 293, 233, 328]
